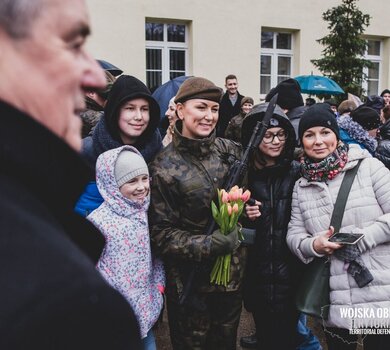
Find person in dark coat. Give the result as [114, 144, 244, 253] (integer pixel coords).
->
[364, 95, 384, 116]
[375, 105, 390, 168]
[216, 74, 244, 137]
[241, 103, 304, 349]
[80, 70, 116, 137]
[265, 78, 307, 143]
[224, 96, 254, 142]
[75, 74, 162, 216]
[0, 0, 141, 348]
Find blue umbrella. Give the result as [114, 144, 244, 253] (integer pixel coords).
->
[97, 59, 123, 76]
[294, 75, 344, 95]
[152, 75, 191, 121]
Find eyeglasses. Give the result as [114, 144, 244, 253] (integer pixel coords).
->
[262, 130, 287, 144]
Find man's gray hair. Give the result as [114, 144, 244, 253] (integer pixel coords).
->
[0, 0, 44, 38]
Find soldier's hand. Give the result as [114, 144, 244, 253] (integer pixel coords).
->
[245, 200, 261, 221]
[210, 227, 240, 256]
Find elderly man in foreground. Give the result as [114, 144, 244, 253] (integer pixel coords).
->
[0, 0, 141, 348]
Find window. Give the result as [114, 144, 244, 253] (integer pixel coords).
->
[145, 22, 188, 92]
[260, 31, 293, 95]
[363, 39, 381, 96]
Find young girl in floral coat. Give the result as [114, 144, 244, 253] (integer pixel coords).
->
[87, 145, 165, 350]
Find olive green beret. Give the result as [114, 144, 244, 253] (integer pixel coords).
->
[174, 77, 223, 104]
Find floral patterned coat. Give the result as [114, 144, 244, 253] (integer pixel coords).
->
[87, 145, 165, 338]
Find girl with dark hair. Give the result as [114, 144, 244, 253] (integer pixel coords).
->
[75, 75, 162, 217]
[241, 103, 305, 349]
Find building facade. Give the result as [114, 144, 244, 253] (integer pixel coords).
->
[86, 0, 390, 101]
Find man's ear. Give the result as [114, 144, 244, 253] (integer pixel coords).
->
[85, 91, 96, 99]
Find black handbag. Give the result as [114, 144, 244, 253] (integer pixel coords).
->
[295, 160, 362, 319]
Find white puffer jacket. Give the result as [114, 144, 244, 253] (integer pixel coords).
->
[287, 145, 390, 329]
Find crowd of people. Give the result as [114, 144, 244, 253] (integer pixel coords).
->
[2, 1, 390, 350]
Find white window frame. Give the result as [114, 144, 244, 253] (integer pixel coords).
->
[145, 22, 188, 89]
[362, 39, 382, 96]
[260, 31, 293, 96]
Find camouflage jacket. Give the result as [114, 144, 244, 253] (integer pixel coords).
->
[80, 97, 104, 138]
[149, 122, 247, 293]
[224, 112, 246, 143]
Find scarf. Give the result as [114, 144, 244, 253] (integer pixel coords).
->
[334, 244, 374, 288]
[89, 117, 162, 164]
[300, 141, 349, 182]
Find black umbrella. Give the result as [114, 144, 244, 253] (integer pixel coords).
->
[152, 75, 191, 120]
[152, 75, 191, 137]
[97, 59, 123, 76]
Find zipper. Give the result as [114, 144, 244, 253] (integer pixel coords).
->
[269, 180, 274, 304]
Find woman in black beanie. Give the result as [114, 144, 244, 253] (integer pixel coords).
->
[75, 75, 162, 217]
[287, 103, 390, 350]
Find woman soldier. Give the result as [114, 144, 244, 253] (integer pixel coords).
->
[149, 77, 245, 349]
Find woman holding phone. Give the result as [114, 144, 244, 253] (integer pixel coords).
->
[287, 103, 390, 350]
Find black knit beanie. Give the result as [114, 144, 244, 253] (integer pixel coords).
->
[298, 103, 339, 141]
[351, 106, 381, 131]
[265, 78, 304, 110]
[104, 75, 160, 142]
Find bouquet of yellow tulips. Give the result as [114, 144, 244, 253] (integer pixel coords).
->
[210, 185, 251, 286]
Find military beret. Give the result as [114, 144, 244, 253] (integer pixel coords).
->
[174, 77, 223, 104]
[241, 96, 254, 106]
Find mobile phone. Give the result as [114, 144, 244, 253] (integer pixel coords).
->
[328, 232, 365, 245]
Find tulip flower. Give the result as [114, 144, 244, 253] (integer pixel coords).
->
[221, 190, 229, 204]
[229, 189, 240, 201]
[230, 185, 239, 192]
[210, 186, 246, 287]
[227, 204, 233, 216]
[241, 190, 251, 202]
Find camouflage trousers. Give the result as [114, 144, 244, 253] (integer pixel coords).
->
[166, 287, 242, 350]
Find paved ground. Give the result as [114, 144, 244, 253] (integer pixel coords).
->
[155, 305, 256, 350]
[154, 305, 337, 349]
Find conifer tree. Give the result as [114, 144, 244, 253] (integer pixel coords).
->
[311, 0, 371, 97]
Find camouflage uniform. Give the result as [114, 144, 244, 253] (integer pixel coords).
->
[80, 96, 104, 138]
[224, 111, 246, 143]
[149, 121, 247, 349]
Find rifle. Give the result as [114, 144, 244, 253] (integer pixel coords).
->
[179, 93, 279, 306]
